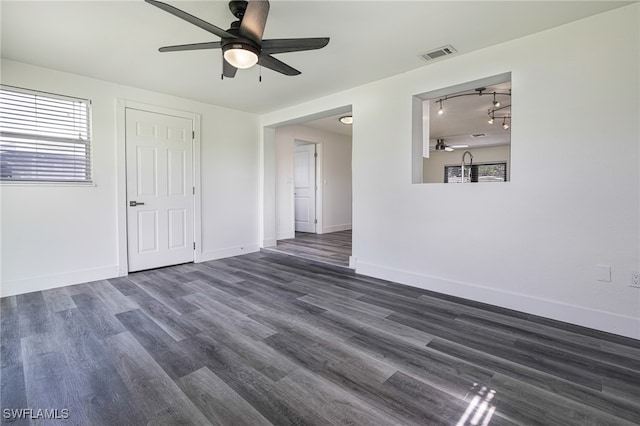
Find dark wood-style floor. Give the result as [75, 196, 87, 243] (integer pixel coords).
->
[2, 252, 639, 425]
[265, 230, 352, 268]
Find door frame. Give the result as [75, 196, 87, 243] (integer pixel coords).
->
[116, 100, 202, 276]
[293, 139, 323, 234]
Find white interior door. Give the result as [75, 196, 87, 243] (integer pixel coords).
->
[126, 108, 194, 272]
[294, 143, 316, 233]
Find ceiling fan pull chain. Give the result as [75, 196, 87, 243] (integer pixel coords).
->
[259, 66, 262, 82]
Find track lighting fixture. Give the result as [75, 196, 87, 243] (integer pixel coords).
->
[487, 104, 510, 128]
[435, 88, 510, 127]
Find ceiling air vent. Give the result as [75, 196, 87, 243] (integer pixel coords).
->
[471, 133, 487, 138]
[419, 45, 457, 62]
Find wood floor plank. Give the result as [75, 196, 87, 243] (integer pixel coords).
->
[380, 371, 472, 426]
[177, 367, 272, 426]
[3, 251, 639, 425]
[42, 287, 77, 313]
[87, 280, 138, 315]
[488, 373, 639, 426]
[16, 292, 52, 337]
[456, 313, 640, 370]
[70, 292, 126, 339]
[131, 278, 199, 315]
[183, 294, 277, 340]
[52, 308, 145, 425]
[275, 368, 411, 426]
[103, 331, 208, 423]
[389, 311, 604, 390]
[267, 230, 352, 267]
[182, 332, 314, 426]
[427, 337, 640, 424]
[183, 279, 265, 316]
[115, 309, 204, 380]
[345, 324, 493, 400]
[21, 332, 92, 425]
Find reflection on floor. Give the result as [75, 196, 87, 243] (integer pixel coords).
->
[264, 230, 352, 269]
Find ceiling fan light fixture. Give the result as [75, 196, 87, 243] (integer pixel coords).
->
[223, 43, 259, 69]
[339, 115, 353, 125]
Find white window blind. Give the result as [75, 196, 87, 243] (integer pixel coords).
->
[0, 85, 92, 183]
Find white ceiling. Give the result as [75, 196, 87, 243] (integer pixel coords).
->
[0, 1, 631, 117]
[301, 113, 353, 137]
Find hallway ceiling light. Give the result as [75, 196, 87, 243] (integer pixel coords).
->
[339, 115, 353, 125]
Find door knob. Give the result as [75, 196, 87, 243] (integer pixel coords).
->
[129, 201, 145, 206]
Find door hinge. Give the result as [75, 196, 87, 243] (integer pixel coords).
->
[193, 242, 196, 250]
[314, 219, 318, 224]
[193, 186, 195, 195]
[314, 152, 318, 158]
[192, 130, 195, 140]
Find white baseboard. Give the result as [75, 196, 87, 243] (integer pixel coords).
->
[356, 261, 640, 340]
[276, 231, 295, 240]
[200, 244, 260, 262]
[262, 239, 276, 248]
[322, 224, 352, 234]
[1, 265, 120, 297]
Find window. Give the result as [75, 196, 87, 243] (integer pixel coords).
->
[444, 162, 507, 183]
[0, 85, 92, 183]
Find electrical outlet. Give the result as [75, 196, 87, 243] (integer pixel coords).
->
[632, 272, 640, 287]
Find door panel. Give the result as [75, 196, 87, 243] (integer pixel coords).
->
[168, 208, 187, 249]
[136, 146, 157, 196]
[294, 143, 316, 233]
[126, 108, 194, 272]
[137, 210, 158, 253]
[167, 149, 186, 196]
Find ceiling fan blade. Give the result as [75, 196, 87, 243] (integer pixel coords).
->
[145, 0, 236, 40]
[159, 42, 222, 52]
[258, 54, 300, 76]
[239, 0, 270, 44]
[261, 37, 330, 54]
[223, 59, 238, 78]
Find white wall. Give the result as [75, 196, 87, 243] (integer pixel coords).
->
[274, 124, 352, 239]
[0, 60, 261, 297]
[423, 145, 511, 183]
[261, 5, 640, 339]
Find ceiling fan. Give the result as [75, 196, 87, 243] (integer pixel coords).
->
[145, 0, 330, 78]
